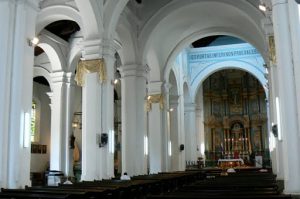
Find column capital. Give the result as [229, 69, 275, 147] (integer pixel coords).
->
[148, 81, 163, 95]
[50, 71, 76, 85]
[119, 64, 147, 78]
[102, 38, 120, 59]
[80, 38, 120, 60]
[80, 39, 102, 60]
[184, 103, 197, 112]
[163, 82, 173, 93]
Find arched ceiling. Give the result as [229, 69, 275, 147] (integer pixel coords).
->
[121, 0, 266, 81]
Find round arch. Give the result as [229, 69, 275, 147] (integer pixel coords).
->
[191, 60, 267, 101]
[163, 28, 268, 83]
[33, 66, 53, 91]
[36, 5, 83, 35]
[38, 33, 67, 72]
[140, 0, 266, 83]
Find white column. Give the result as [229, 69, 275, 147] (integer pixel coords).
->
[261, 8, 284, 180]
[101, 40, 117, 179]
[178, 94, 186, 171]
[0, 0, 38, 188]
[81, 71, 102, 180]
[272, 0, 300, 193]
[48, 72, 70, 174]
[163, 83, 172, 172]
[268, 63, 285, 180]
[80, 39, 117, 180]
[119, 65, 147, 176]
[80, 41, 103, 181]
[169, 96, 180, 171]
[184, 103, 197, 163]
[196, 85, 205, 160]
[65, 73, 76, 177]
[148, 82, 164, 173]
[287, 0, 300, 135]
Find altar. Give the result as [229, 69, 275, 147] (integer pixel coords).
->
[218, 158, 244, 168]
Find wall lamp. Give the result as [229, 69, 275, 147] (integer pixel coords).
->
[72, 112, 82, 129]
[259, 4, 267, 12]
[28, 37, 39, 47]
[111, 70, 121, 85]
[168, 108, 174, 112]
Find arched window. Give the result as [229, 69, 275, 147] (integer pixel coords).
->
[31, 101, 37, 142]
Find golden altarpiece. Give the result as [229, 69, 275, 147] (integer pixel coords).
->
[203, 70, 270, 167]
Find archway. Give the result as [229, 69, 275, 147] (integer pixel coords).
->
[199, 69, 269, 167]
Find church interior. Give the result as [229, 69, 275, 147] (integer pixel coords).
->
[1, 0, 300, 198]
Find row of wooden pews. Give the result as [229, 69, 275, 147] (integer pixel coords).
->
[147, 169, 292, 199]
[0, 170, 204, 199]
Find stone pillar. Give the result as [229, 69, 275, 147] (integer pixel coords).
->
[272, 0, 300, 193]
[119, 65, 147, 176]
[169, 95, 180, 171]
[261, 8, 285, 180]
[196, 85, 205, 160]
[65, 73, 76, 177]
[79, 39, 117, 180]
[287, 0, 300, 135]
[163, 83, 172, 172]
[81, 70, 102, 180]
[178, 94, 186, 171]
[101, 40, 118, 178]
[148, 82, 164, 173]
[0, 0, 38, 188]
[79, 41, 103, 181]
[184, 103, 197, 163]
[48, 72, 71, 174]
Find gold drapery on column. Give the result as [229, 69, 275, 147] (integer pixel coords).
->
[269, 36, 276, 65]
[74, 58, 107, 86]
[146, 94, 164, 112]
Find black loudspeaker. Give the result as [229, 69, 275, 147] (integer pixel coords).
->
[272, 124, 278, 138]
[69, 134, 75, 149]
[180, 144, 184, 151]
[99, 133, 108, 147]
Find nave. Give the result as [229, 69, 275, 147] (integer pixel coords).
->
[2, 0, 300, 196]
[0, 168, 293, 199]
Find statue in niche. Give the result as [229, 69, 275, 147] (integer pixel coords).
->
[230, 88, 240, 105]
[229, 88, 242, 113]
[231, 123, 243, 152]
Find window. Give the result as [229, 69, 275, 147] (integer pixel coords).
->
[31, 101, 37, 142]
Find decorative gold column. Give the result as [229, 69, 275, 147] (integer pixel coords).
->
[74, 58, 107, 86]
